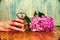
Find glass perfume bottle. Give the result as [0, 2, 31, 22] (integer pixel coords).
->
[17, 12, 27, 32]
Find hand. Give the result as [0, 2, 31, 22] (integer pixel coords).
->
[0, 19, 27, 31]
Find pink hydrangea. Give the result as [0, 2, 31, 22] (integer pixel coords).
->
[30, 15, 54, 31]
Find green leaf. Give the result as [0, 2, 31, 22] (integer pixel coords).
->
[24, 16, 31, 31]
[58, 0, 60, 2]
[0, 0, 1, 2]
[38, 11, 45, 17]
[34, 11, 37, 16]
[24, 16, 30, 24]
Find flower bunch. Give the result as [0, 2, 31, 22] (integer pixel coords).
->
[30, 15, 54, 31]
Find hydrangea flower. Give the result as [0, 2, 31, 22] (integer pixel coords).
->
[30, 15, 54, 31]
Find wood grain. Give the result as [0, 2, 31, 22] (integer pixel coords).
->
[0, 27, 60, 40]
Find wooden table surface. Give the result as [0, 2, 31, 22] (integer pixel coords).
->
[0, 27, 60, 40]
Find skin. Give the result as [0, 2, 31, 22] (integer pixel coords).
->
[0, 13, 27, 31]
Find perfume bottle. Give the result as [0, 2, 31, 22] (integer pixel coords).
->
[16, 12, 27, 31]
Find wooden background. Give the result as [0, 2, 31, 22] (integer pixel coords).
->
[0, 27, 60, 40]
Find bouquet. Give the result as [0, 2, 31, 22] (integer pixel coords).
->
[17, 11, 54, 32]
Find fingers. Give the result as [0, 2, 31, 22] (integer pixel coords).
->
[7, 21, 26, 31]
[0, 26, 23, 31]
[0, 20, 27, 31]
[8, 19, 27, 28]
[11, 22, 24, 28]
[9, 22, 27, 31]
[6, 19, 27, 31]
[10, 19, 24, 23]
[9, 26, 25, 31]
